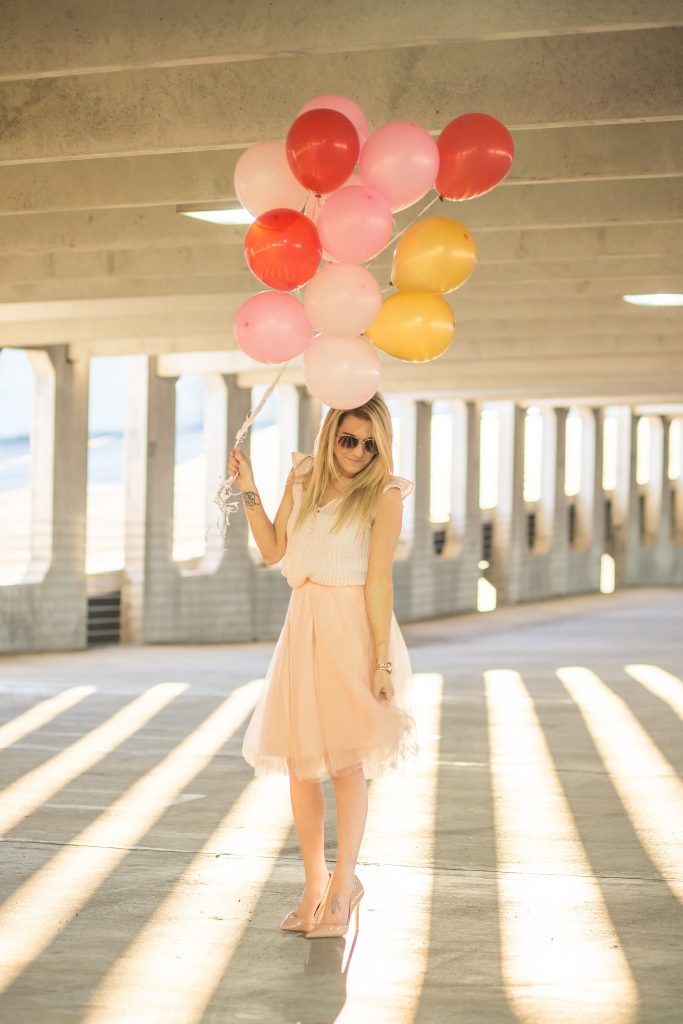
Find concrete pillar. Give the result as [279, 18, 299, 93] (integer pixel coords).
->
[492, 402, 525, 605]
[0, 346, 89, 651]
[297, 385, 321, 454]
[410, 400, 435, 619]
[585, 406, 605, 589]
[548, 406, 569, 589]
[613, 407, 640, 587]
[448, 400, 481, 609]
[121, 355, 176, 643]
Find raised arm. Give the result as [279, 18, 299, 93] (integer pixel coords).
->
[227, 446, 295, 565]
[364, 486, 403, 701]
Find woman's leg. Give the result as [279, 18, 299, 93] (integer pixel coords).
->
[318, 765, 368, 925]
[288, 773, 330, 915]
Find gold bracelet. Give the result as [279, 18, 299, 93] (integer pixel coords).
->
[375, 660, 393, 673]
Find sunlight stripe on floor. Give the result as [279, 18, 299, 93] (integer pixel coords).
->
[0, 679, 261, 993]
[82, 774, 292, 1024]
[0, 685, 96, 750]
[624, 664, 683, 721]
[486, 669, 638, 1024]
[0, 682, 188, 834]
[557, 666, 683, 904]
[335, 673, 444, 1024]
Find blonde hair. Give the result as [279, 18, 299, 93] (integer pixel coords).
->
[291, 392, 394, 536]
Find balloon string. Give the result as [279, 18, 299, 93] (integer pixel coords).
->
[206, 360, 291, 544]
[366, 192, 441, 271]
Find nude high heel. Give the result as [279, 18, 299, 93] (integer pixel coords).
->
[305, 874, 364, 939]
[280, 873, 332, 933]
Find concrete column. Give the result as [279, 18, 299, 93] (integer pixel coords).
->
[297, 385, 322, 454]
[586, 406, 605, 589]
[492, 402, 525, 605]
[643, 415, 665, 545]
[121, 355, 177, 643]
[548, 407, 569, 589]
[448, 400, 480, 609]
[410, 400, 435, 619]
[0, 345, 89, 651]
[613, 407, 639, 587]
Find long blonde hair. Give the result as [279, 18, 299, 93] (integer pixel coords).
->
[292, 392, 394, 536]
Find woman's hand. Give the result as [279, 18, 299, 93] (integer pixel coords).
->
[228, 446, 255, 493]
[372, 668, 395, 703]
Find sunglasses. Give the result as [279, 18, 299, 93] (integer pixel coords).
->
[336, 432, 378, 456]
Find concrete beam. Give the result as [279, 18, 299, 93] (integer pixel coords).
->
[0, 177, 680, 255]
[1, 269, 681, 306]
[3, 1, 682, 80]
[3, 284, 683, 323]
[1, 293, 681, 344]
[1, 30, 681, 164]
[2, 123, 682, 216]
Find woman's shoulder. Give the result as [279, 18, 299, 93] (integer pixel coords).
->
[382, 474, 414, 500]
[291, 451, 314, 472]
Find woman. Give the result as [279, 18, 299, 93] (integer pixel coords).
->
[228, 391, 418, 940]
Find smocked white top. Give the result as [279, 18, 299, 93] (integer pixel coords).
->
[280, 452, 414, 588]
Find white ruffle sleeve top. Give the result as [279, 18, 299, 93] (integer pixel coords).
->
[280, 452, 414, 588]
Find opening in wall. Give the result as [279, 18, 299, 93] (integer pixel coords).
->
[479, 406, 499, 511]
[523, 406, 542, 503]
[0, 349, 34, 585]
[173, 374, 207, 563]
[86, 357, 126, 575]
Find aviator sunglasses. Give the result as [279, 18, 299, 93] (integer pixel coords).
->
[336, 432, 378, 456]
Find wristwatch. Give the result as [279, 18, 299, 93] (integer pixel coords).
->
[375, 661, 393, 673]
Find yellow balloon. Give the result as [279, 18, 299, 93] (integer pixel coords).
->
[392, 217, 476, 294]
[365, 292, 455, 362]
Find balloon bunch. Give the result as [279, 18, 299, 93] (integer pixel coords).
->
[233, 98, 514, 410]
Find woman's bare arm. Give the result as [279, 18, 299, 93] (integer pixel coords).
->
[365, 487, 403, 667]
[227, 446, 294, 564]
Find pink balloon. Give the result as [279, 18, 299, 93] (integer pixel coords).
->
[318, 185, 393, 263]
[303, 169, 363, 225]
[360, 121, 439, 212]
[234, 291, 312, 364]
[304, 263, 381, 336]
[304, 334, 381, 409]
[234, 141, 309, 217]
[299, 94, 368, 150]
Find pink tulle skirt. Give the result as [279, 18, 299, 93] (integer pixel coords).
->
[241, 579, 419, 782]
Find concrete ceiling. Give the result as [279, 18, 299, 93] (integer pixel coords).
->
[0, 1, 682, 404]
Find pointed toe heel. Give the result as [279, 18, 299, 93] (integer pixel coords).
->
[280, 873, 332, 934]
[305, 874, 364, 940]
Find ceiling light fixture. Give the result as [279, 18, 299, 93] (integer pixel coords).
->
[176, 203, 255, 226]
[623, 293, 683, 307]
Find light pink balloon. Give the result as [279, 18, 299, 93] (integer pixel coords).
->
[234, 291, 312, 364]
[303, 170, 362, 225]
[303, 334, 381, 410]
[359, 121, 439, 212]
[304, 263, 382, 336]
[318, 185, 393, 263]
[299, 94, 368, 150]
[234, 141, 309, 217]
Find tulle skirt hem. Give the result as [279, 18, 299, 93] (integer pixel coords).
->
[241, 579, 418, 783]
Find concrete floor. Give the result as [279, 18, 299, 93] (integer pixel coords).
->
[1, 587, 682, 1024]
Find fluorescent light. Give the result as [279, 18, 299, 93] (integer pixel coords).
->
[623, 293, 683, 307]
[176, 203, 255, 226]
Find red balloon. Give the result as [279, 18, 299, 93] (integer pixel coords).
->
[436, 113, 514, 201]
[286, 108, 360, 194]
[244, 208, 322, 291]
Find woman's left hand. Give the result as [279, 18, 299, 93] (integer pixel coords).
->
[372, 669, 395, 703]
